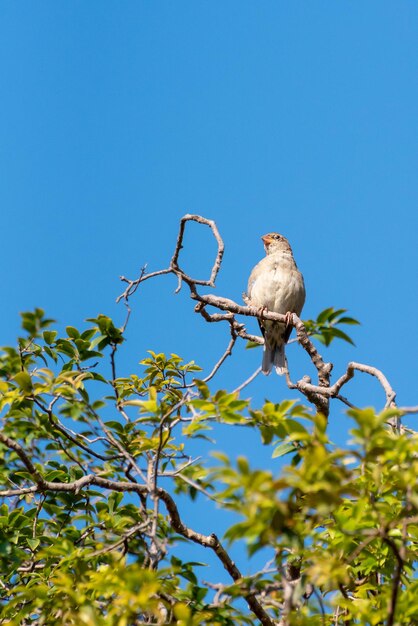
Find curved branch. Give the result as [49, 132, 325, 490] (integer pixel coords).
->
[116, 214, 400, 420]
[170, 214, 225, 287]
[117, 214, 224, 304]
[287, 361, 396, 411]
[0, 432, 44, 483]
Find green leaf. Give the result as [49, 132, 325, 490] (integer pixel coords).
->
[13, 371, 33, 391]
[326, 308, 347, 322]
[316, 307, 335, 324]
[194, 379, 210, 399]
[272, 442, 295, 458]
[80, 328, 97, 341]
[245, 341, 262, 350]
[66, 326, 80, 339]
[338, 316, 361, 325]
[55, 339, 77, 357]
[329, 327, 355, 346]
[43, 330, 58, 345]
[237, 456, 250, 475]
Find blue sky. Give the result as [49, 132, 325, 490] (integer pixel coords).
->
[1, 0, 417, 583]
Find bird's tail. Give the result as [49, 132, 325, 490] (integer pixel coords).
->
[273, 344, 286, 376]
[262, 343, 286, 376]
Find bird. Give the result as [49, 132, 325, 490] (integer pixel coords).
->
[246, 233, 305, 375]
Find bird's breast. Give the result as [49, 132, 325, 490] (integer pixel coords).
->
[249, 261, 305, 315]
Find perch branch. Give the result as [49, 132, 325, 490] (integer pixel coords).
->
[117, 214, 400, 418]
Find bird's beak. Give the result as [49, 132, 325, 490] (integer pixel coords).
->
[261, 235, 273, 245]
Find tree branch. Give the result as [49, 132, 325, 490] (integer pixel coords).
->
[117, 213, 401, 420]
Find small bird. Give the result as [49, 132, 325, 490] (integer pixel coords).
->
[246, 233, 305, 375]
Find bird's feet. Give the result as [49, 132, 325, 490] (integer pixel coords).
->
[284, 311, 294, 329]
[258, 305, 269, 319]
[242, 293, 268, 319]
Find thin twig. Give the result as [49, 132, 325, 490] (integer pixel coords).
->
[233, 367, 262, 394]
[89, 520, 149, 558]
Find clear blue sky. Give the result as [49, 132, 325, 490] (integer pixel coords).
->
[1, 0, 417, 580]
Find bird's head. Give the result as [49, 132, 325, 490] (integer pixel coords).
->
[261, 232, 293, 255]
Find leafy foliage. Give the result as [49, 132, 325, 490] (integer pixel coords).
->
[246, 306, 360, 350]
[303, 307, 360, 346]
[0, 310, 416, 625]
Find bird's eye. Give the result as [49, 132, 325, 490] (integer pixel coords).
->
[273, 234, 280, 240]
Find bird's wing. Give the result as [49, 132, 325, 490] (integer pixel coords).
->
[247, 257, 275, 304]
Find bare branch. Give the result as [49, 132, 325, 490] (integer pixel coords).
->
[171, 214, 225, 287]
[287, 361, 397, 413]
[233, 367, 262, 394]
[397, 405, 418, 415]
[116, 214, 402, 420]
[117, 268, 172, 303]
[117, 214, 224, 305]
[183, 324, 237, 388]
